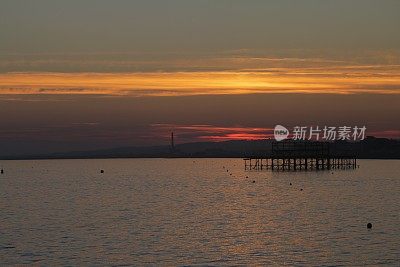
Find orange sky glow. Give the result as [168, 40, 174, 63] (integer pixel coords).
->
[1, 64, 399, 96]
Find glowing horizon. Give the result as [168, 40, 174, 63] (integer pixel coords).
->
[151, 124, 400, 142]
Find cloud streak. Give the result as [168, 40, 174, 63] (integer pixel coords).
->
[151, 124, 274, 142]
[0, 65, 399, 97]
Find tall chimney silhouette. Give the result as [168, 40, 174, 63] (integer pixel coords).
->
[171, 132, 175, 152]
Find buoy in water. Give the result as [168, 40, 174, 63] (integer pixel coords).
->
[290, 182, 292, 185]
[252, 180, 256, 183]
[367, 223, 372, 229]
[0, 169, 3, 174]
[100, 170, 104, 173]
[300, 188, 303, 191]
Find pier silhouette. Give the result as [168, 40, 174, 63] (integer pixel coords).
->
[244, 140, 357, 171]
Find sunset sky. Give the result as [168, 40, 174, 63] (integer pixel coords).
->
[0, 0, 399, 156]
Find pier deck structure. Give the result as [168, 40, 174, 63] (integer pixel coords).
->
[244, 141, 357, 171]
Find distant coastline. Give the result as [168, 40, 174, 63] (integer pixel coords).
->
[1, 136, 399, 161]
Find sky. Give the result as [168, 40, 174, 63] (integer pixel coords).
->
[0, 0, 399, 155]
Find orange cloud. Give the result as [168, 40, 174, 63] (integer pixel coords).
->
[0, 65, 399, 96]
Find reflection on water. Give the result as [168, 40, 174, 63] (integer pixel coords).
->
[0, 159, 399, 265]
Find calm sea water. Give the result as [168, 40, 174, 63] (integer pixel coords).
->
[0, 159, 399, 266]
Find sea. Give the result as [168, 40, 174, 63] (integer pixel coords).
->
[0, 159, 399, 266]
